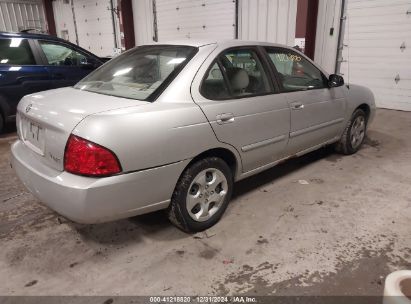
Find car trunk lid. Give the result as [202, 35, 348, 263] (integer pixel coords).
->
[17, 87, 147, 171]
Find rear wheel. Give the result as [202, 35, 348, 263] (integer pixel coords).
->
[167, 157, 233, 233]
[0, 114, 4, 134]
[335, 109, 367, 155]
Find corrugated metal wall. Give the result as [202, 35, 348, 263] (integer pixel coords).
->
[0, 0, 46, 32]
[238, 0, 297, 46]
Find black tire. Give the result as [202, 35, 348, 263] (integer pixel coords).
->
[0, 114, 4, 134]
[167, 157, 233, 233]
[335, 108, 367, 155]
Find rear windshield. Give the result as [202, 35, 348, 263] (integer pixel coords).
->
[75, 45, 198, 101]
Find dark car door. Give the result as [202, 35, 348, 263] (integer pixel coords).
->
[35, 39, 102, 89]
[0, 37, 51, 120]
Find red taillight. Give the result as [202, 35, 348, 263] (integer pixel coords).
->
[64, 135, 121, 177]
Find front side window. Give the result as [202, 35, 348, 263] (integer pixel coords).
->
[266, 48, 326, 92]
[201, 48, 271, 100]
[39, 40, 88, 66]
[75, 45, 197, 101]
[0, 38, 35, 65]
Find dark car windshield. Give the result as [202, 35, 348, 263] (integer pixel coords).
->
[75, 45, 197, 101]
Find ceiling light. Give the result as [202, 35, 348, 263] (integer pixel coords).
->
[10, 38, 23, 47]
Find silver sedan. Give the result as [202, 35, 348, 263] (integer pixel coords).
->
[11, 40, 376, 232]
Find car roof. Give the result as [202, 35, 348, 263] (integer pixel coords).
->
[145, 39, 293, 49]
[0, 33, 293, 51]
[0, 31, 65, 42]
[150, 39, 329, 84]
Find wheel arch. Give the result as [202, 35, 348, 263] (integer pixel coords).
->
[175, 146, 241, 188]
[345, 84, 375, 125]
[187, 147, 240, 180]
[356, 103, 371, 121]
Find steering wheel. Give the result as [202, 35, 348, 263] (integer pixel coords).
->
[304, 78, 322, 88]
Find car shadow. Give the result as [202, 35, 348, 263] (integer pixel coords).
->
[72, 131, 389, 246]
[233, 145, 336, 199]
[73, 211, 188, 245]
[73, 146, 338, 245]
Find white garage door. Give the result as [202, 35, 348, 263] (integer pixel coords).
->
[73, 0, 118, 57]
[340, 0, 411, 111]
[155, 0, 236, 41]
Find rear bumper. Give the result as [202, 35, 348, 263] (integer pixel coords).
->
[11, 140, 190, 224]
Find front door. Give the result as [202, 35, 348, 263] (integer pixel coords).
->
[192, 48, 290, 173]
[265, 47, 346, 155]
[36, 40, 96, 89]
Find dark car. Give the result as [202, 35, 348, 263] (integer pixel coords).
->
[0, 31, 104, 133]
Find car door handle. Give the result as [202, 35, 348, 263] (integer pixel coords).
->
[291, 102, 305, 110]
[16, 74, 50, 81]
[216, 113, 235, 124]
[52, 73, 65, 80]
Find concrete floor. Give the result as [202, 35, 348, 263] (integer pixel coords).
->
[0, 109, 410, 296]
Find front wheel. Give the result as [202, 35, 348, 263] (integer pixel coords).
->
[167, 157, 233, 233]
[335, 108, 367, 155]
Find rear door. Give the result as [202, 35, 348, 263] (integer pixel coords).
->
[0, 37, 51, 118]
[192, 47, 290, 173]
[264, 47, 346, 155]
[35, 39, 100, 89]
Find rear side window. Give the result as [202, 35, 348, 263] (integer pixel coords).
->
[0, 38, 35, 65]
[201, 48, 272, 100]
[39, 40, 87, 66]
[266, 48, 326, 92]
[201, 62, 230, 100]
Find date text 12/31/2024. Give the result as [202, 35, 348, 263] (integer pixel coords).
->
[149, 296, 257, 303]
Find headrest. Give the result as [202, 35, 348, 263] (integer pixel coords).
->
[226, 67, 249, 91]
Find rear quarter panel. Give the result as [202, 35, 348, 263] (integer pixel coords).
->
[73, 102, 241, 174]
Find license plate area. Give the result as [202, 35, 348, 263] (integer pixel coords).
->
[22, 117, 45, 155]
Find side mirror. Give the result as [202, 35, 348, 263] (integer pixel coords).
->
[328, 74, 344, 87]
[80, 57, 97, 69]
